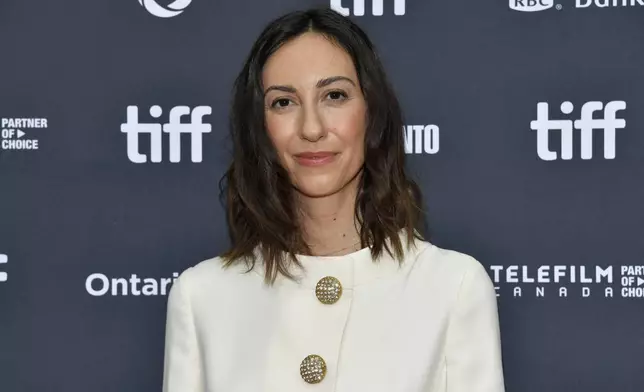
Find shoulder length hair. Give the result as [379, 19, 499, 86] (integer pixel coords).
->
[219, 7, 426, 285]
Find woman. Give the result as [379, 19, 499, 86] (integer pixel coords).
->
[163, 7, 505, 392]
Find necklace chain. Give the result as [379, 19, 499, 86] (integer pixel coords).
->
[312, 239, 363, 257]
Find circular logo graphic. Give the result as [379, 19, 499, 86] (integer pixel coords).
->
[138, 0, 192, 18]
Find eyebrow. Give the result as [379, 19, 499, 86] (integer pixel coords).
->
[263, 76, 356, 96]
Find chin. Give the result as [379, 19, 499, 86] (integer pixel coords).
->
[292, 176, 346, 198]
[294, 184, 341, 198]
[290, 168, 362, 198]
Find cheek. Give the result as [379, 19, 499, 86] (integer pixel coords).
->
[333, 106, 367, 155]
[265, 114, 293, 158]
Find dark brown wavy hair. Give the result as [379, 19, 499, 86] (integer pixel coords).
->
[219, 7, 427, 285]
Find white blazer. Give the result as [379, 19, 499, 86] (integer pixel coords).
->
[163, 236, 506, 392]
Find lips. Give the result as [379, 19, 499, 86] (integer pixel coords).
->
[295, 152, 336, 159]
[293, 151, 338, 167]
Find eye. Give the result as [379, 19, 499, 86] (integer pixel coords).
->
[327, 90, 348, 101]
[271, 98, 292, 109]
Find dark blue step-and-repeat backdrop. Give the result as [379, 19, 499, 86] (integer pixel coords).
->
[1, 0, 643, 391]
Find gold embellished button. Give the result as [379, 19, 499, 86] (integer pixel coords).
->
[300, 354, 327, 384]
[315, 276, 343, 304]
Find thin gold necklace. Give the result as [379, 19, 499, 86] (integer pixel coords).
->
[312, 240, 363, 257]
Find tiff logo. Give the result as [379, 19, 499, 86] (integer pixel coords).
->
[138, 0, 192, 18]
[404, 125, 440, 154]
[121, 105, 212, 163]
[530, 101, 626, 161]
[331, 0, 406, 16]
[0, 254, 7, 282]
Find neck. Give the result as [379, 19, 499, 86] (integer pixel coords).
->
[296, 181, 362, 257]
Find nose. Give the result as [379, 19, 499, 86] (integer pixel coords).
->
[299, 103, 326, 142]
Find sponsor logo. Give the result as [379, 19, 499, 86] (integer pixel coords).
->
[1, 118, 47, 152]
[490, 264, 644, 299]
[121, 105, 212, 164]
[530, 101, 626, 161]
[404, 124, 439, 155]
[0, 254, 7, 283]
[620, 265, 644, 298]
[511, 0, 644, 11]
[331, 0, 406, 16]
[509, 0, 555, 12]
[576, 0, 644, 8]
[138, 0, 192, 18]
[85, 272, 179, 296]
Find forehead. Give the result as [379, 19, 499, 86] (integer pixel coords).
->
[262, 33, 357, 85]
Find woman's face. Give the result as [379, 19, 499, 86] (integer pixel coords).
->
[262, 32, 367, 198]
